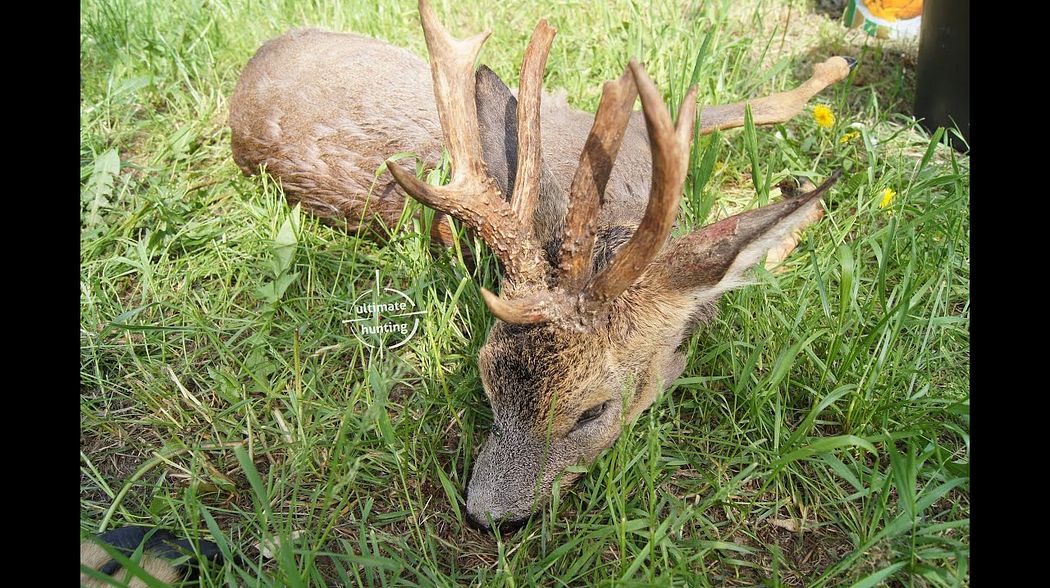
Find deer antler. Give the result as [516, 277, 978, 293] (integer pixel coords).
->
[510, 21, 556, 233]
[556, 68, 638, 292]
[386, 0, 550, 289]
[389, 0, 700, 329]
[582, 64, 697, 305]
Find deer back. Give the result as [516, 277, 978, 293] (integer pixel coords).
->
[229, 28, 653, 246]
[229, 28, 444, 236]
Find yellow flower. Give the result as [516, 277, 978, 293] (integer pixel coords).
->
[879, 188, 896, 209]
[813, 105, 835, 129]
[839, 131, 860, 144]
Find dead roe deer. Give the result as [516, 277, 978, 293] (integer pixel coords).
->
[229, 0, 853, 531]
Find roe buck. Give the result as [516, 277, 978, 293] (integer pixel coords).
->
[229, 0, 853, 531]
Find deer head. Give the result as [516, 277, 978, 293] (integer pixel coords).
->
[386, 0, 842, 531]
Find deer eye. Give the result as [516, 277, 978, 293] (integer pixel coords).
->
[574, 401, 608, 429]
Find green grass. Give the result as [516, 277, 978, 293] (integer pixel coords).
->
[80, 0, 969, 585]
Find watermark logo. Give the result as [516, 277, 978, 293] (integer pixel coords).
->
[343, 271, 423, 350]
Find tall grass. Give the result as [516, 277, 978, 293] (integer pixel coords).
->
[81, 0, 969, 585]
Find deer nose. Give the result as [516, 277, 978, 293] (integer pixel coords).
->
[464, 509, 528, 534]
[464, 487, 531, 533]
[464, 485, 494, 530]
[465, 510, 489, 531]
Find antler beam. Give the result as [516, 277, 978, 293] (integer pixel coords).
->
[557, 67, 638, 292]
[387, 0, 549, 287]
[510, 20, 556, 231]
[582, 63, 697, 305]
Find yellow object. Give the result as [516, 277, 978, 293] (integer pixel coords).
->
[813, 105, 835, 129]
[879, 188, 896, 209]
[839, 131, 860, 144]
[847, 0, 922, 39]
[861, 0, 923, 22]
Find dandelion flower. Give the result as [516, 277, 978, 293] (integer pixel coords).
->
[879, 188, 896, 209]
[839, 131, 860, 144]
[813, 105, 835, 129]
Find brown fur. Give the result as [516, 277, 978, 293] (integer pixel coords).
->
[229, 28, 661, 245]
[229, 29, 444, 236]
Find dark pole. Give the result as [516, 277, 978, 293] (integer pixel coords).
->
[914, 0, 970, 151]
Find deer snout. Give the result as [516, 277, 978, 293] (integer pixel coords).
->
[463, 503, 528, 533]
[464, 433, 548, 533]
[464, 480, 535, 532]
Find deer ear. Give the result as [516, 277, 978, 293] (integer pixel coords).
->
[475, 65, 521, 199]
[475, 65, 565, 244]
[640, 173, 838, 306]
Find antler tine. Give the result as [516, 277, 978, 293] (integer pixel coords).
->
[480, 288, 553, 324]
[510, 20, 556, 228]
[493, 64, 639, 326]
[557, 67, 638, 292]
[387, 0, 549, 286]
[416, 0, 490, 180]
[584, 61, 697, 304]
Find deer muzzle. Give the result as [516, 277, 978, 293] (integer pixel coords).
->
[464, 428, 569, 532]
